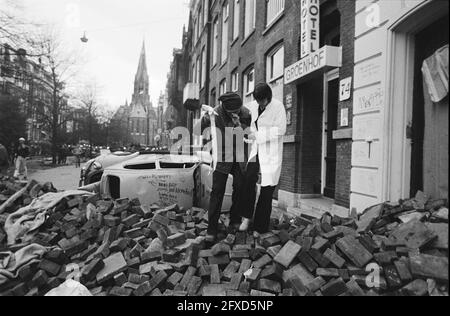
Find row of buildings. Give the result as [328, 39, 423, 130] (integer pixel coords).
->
[164, 0, 448, 215]
[0, 42, 87, 148]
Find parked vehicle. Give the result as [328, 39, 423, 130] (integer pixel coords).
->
[79, 151, 139, 187]
[79, 150, 233, 210]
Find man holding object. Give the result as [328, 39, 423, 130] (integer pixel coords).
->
[199, 92, 251, 243]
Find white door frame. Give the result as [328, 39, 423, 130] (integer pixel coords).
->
[382, 0, 449, 202]
[321, 69, 340, 195]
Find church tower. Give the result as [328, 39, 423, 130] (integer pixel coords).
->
[132, 42, 150, 107]
[128, 41, 156, 146]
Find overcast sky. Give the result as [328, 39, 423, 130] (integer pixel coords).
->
[6, 0, 190, 111]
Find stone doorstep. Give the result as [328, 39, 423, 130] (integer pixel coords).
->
[280, 197, 350, 219]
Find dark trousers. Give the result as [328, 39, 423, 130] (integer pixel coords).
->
[208, 163, 244, 235]
[241, 157, 276, 234]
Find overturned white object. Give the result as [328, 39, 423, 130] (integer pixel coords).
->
[45, 279, 93, 296]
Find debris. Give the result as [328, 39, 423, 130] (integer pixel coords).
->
[0, 177, 448, 296]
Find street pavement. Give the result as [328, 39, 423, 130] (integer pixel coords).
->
[29, 164, 81, 191]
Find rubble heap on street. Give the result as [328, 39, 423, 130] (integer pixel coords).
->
[0, 176, 448, 296]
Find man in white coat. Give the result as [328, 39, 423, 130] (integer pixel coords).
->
[240, 83, 287, 236]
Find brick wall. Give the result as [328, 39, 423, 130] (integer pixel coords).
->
[334, 0, 355, 207]
[182, 0, 356, 208]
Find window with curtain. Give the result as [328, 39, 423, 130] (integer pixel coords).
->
[221, 1, 229, 64]
[266, 0, 285, 26]
[244, 0, 256, 38]
[233, 0, 240, 40]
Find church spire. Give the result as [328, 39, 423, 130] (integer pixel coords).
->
[132, 40, 150, 107]
[136, 40, 148, 81]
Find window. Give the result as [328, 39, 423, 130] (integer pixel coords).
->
[199, 6, 204, 32]
[243, 67, 255, 104]
[212, 17, 219, 66]
[266, 0, 285, 26]
[266, 45, 285, 101]
[211, 88, 217, 106]
[231, 69, 239, 92]
[221, 1, 229, 64]
[244, 0, 256, 38]
[219, 79, 227, 96]
[196, 57, 200, 84]
[203, 0, 209, 27]
[193, 18, 198, 43]
[244, 68, 255, 96]
[233, 0, 240, 41]
[266, 45, 284, 82]
[201, 47, 207, 88]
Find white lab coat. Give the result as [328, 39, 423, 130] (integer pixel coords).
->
[247, 99, 287, 187]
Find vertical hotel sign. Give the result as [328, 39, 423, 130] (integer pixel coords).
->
[301, 0, 320, 59]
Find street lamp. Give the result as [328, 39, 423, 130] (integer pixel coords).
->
[80, 32, 89, 43]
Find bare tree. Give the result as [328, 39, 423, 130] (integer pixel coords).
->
[0, 0, 46, 56]
[74, 82, 102, 156]
[31, 28, 82, 164]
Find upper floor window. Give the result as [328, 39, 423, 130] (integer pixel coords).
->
[212, 17, 219, 66]
[266, 0, 285, 26]
[219, 79, 227, 96]
[231, 69, 239, 92]
[244, 67, 255, 96]
[221, 1, 229, 64]
[203, 0, 209, 27]
[266, 44, 285, 101]
[193, 18, 198, 43]
[233, 0, 240, 41]
[244, 0, 256, 38]
[198, 6, 203, 34]
[201, 47, 207, 88]
[266, 44, 284, 82]
[211, 88, 217, 106]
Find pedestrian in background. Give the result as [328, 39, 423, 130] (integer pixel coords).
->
[0, 143, 10, 176]
[239, 83, 287, 237]
[73, 145, 82, 168]
[14, 138, 30, 180]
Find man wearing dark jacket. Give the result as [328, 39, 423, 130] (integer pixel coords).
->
[200, 92, 252, 242]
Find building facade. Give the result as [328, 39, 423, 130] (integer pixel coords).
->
[350, 0, 448, 211]
[0, 43, 70, 145]
[176, 0, 448, 215]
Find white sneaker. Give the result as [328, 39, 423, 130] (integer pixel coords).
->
[239, 218, 251, 232]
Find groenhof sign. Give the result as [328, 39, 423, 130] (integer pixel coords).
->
[284, 46, 342, 85]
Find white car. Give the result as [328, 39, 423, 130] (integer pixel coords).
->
[99, 152, 233, 211]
